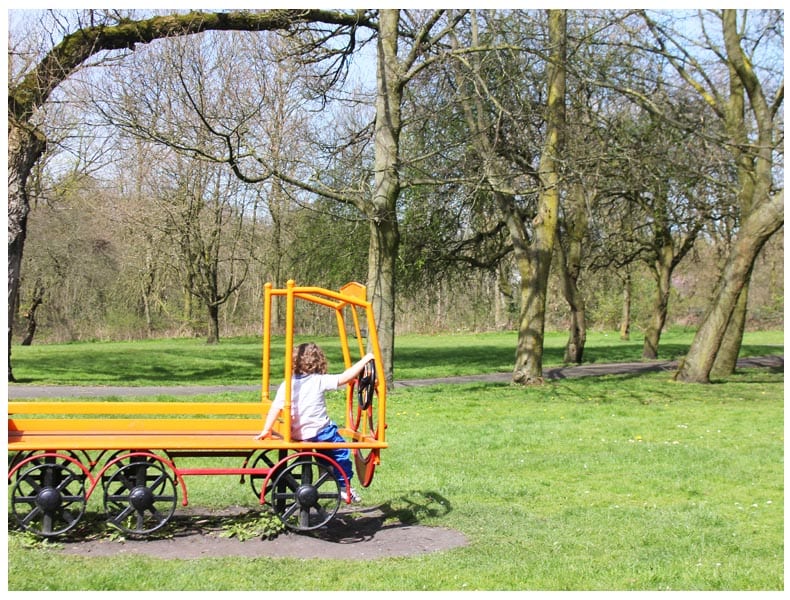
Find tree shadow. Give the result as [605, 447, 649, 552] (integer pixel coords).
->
[305, 490, 453, 543]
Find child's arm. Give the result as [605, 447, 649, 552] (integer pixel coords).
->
[337, 352, 376, 386]
[255, 402, 282, 439]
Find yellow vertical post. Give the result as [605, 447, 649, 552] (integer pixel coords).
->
[365, 303, 386, 443]
[335, 304, 352, 433]
[261, 282, 273, 403]
[335, 308, 351, 367]
[282, 280, 296, 442]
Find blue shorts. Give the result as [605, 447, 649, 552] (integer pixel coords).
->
[307, 422, 353, 487]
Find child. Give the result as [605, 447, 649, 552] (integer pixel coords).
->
[256, 342, 375, 503]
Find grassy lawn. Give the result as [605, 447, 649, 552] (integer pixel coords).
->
[7, 330, 784, 590]
[8, 328, 784, 385]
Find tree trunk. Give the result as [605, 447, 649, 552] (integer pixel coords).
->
[556, 240, 586, 364]
[710, 281, 749, 377]
[368, 9, 402, 386]
[564, 308, 586, 364]
[207, 303, 220, 345]
[557, 183, 588, 364]
[140, 250, 155, 335]
[21, 283, 45, 346]
[620, 271, 632, 341]
[8, 122, 47, 380]
[675, 193, 783, 383]
[512, 10, 566, 384]
[642, 246, 673, 359]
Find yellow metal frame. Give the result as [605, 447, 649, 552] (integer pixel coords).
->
[261, 279, 387, 446]
[8, 281, 387, 456]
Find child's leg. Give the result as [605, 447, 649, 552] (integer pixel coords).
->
[311, 422, 354, 486]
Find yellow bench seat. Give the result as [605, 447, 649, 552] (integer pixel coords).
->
[8, 401, 386, 453]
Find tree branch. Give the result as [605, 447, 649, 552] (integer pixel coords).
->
[10, 9, 377, 123]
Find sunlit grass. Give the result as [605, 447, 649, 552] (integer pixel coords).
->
[8, 328, 783, 385]
[8, 367, 783, 591]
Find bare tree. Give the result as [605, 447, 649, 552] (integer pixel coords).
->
[634, 10, 784, 382]
[79, 9, 469, 384]
[150, 153, 257, 343]
[450, 9, 567, 384]
[8, 8, 375, 379]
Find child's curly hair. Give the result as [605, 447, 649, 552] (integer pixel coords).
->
[293, 342, 328, 375]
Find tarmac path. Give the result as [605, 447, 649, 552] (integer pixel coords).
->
[7, 355, 782, 399]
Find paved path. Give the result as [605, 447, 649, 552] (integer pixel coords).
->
[6, 355, 782, 399]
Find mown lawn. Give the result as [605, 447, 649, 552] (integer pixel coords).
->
[7, 330, 784, 590]
[8, 328, 784, 385]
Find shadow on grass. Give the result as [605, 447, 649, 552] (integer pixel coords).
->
[11, 344, 263, 385]
[306, 489, 453, 543]
[11, 335, 781, 385]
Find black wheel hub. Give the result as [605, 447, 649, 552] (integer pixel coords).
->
[270, 456, 342, 531]
[36, 487, 62, 512]
[296, 484, 319, 506]
[102, 458, 178, 536]
[129, 486, 155, 511]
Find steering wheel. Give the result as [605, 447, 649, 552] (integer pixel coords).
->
[357, 360, 376, 410]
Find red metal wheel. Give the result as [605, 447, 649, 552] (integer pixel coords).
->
[347, 368, 382, 487]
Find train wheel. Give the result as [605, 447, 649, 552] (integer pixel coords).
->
[351, 393, 380, 488]
[246, 449, 279, 500]
[9, 450, 89, 478]
[8, 451, 33, 474]
[102, 456, 177, 536]
[270, 455, 340, 531]
[10, 455, 87, 537]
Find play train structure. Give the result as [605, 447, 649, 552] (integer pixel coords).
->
[8, 281, 387, 537]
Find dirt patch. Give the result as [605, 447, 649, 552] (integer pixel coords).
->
[57, 505, 468, 560]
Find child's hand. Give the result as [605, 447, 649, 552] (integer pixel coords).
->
[255, 430, 271, 440]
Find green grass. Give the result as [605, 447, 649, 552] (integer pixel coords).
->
[8, 328, 784, 385]
[7, 330, 784, 590]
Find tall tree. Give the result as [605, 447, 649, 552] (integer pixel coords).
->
[514, 9, 567, 383]
[80, 9, 467, 384]
[8, 8, 375, 379]
[636, 10, 784, 382]
[276, 9, 469, 384]
[451, 9, 567, 384]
